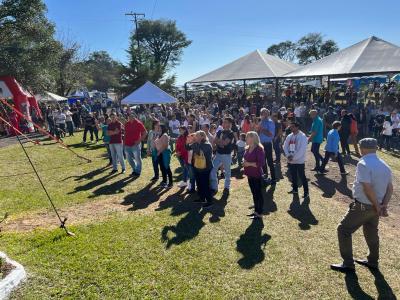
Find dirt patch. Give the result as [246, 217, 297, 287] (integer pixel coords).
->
[0, 258, 15, 279]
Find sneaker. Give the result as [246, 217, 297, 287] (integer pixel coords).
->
[202, 202, 214, 209]
[159, 181, 167, 187]
[311, 167, 319, 172]
[121, 169, 126, 174]
[187, 182, 192, 190]
[167, 183, 173, 188]
[110, 169, 118, 174]
[288, 190, 298, 194]
[177, 181, 187, 188]
[131, 172, 140, 177]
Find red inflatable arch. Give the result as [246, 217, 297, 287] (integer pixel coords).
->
[0, 76, 41, 135]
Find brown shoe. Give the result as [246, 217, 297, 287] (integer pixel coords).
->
[355, 259, 378, 270]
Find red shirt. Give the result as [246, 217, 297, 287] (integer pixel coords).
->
[176, 135, 188, 163]
[108, 121, 122, 144]
[124, 119, 146, 146]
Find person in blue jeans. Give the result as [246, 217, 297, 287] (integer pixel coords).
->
[259, 108, 276, 184]
[308, 110, 324, 171]
[210, 117, 235, 195]
[318, 121, 349, 176]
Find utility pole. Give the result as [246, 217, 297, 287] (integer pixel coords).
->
[125, 12, 145, 62]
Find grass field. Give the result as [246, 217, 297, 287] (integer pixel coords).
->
[0, 133, 399, 299]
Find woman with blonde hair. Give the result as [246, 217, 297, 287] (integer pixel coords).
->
[243, 131, 265, 219]
[186, 130, 214, 208]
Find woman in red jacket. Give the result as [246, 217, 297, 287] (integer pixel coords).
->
[176, 126, 189, 188]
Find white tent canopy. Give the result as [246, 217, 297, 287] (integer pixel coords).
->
[284, 36, 400, 78]
[36, 91, 68, 102]
[188, 50, 299, 83]
[121, 81, 176, 105]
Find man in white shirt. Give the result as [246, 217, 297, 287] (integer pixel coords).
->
[331, 138, 393, 272]
[168, 114, 180, 152]
[283, 121, 309, 198]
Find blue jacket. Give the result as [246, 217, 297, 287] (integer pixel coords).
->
[325, 129, 340, 154]
[259, 118, 275, 143]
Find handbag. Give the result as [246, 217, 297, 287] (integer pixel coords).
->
[194, 150, 207, 170]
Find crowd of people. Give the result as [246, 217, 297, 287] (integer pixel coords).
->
[0, 86, 395, 272]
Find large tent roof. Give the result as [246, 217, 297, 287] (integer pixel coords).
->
[188, 50, 299, 83]
[284, 36, 400, 78]
[36, 91, 68, 102]
[122, 81, 176, 105]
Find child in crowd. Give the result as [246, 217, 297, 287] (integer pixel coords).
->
[236, 133, 246, 167]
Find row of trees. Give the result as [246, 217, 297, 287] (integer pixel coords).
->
[267, 33, 339, 65]
[0, 0, 191, 96]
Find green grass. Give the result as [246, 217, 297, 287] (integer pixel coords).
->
[0, 133, 399, 299]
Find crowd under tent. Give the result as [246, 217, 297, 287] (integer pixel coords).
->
[121, 81, 176, 105]
[185, 49, 299, 98]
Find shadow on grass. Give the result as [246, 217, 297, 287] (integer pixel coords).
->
[312, 174, 352, 199]
[159, 190, 229, 249]
[124, 183, 181, 211]
[287, 194, 319, 230]
[67, 171, 120, 194]
[345, 268, 398, 300]
[236, 219, 271, 269]
[89, 176, 137, 198]
[63, 165, 111, 182]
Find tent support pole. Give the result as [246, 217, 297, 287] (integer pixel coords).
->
[275, 78, 279, 103]
[327, 76, 331, 91]
[243, 80, 246, 95]
[184, 83, 188, 100]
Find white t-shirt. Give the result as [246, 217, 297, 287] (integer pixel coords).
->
[383, 121, 393, 136]
[169, 119, 180, 135]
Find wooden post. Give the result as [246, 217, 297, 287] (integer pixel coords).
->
[243, 80, 247, 95]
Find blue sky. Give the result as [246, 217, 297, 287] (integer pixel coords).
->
[44, 0, 400, 85]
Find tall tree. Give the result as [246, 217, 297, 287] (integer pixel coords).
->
[122, 19, 191, 94]
[267, 41, 297, 62]
[266, 33, 339, 65]
[85, 51, 122, 92]
[54, 40, 89, 96]
[296, 33, 339, 65]
[0, 0, 60, 92]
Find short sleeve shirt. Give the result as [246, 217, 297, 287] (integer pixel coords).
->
[124, 119, 146, 146]
[108, 121, 122, 144]
[216, 130, 234, 154]
[352, 153, 392, 205]
[311, 117, 323, 143]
